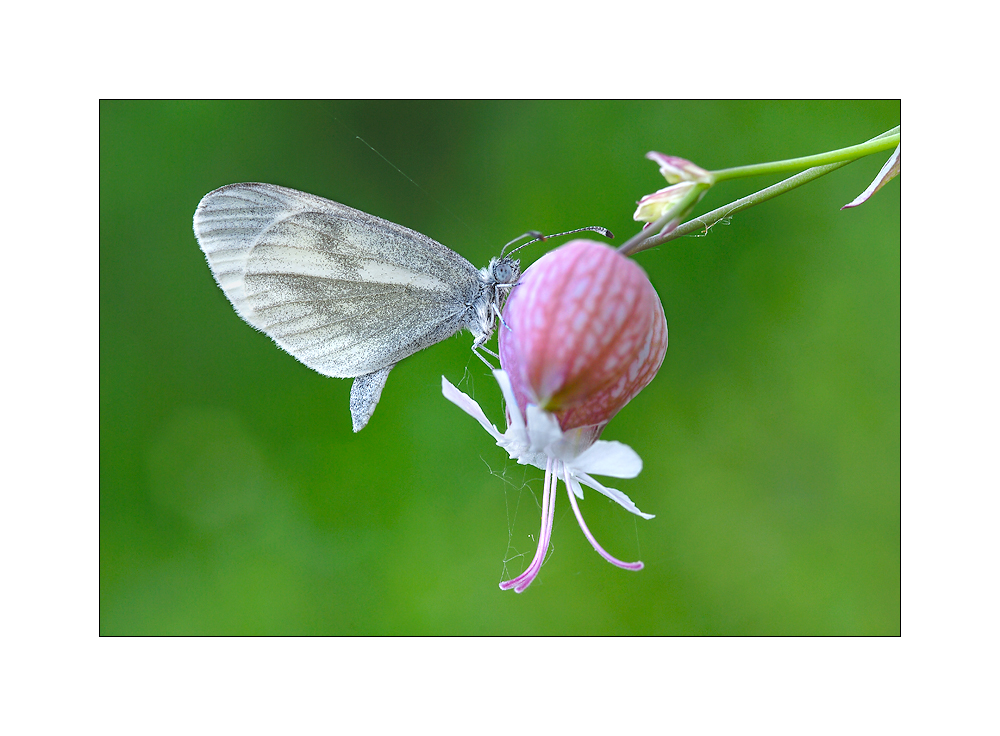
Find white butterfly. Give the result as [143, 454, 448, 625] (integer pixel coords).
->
[193, 182, 522, 432]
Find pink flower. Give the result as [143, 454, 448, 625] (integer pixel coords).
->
[443, 240, 667, 592]
[499, 240, 667, 432]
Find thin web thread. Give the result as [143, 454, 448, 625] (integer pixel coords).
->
[481, 456, 538, 580]
[332, 115, 473, 235]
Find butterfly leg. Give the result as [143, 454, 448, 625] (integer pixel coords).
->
[350, 364, 395, 432]
[471, 325, 501, 365]
[472, 346, 498, 370]
[493, 288, 516, 332]
[495, 305, 513, 332]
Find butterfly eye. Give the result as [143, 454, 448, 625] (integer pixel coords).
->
[493, 259, 516, 284]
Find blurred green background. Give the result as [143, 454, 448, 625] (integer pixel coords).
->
[100, 101, 900, 635]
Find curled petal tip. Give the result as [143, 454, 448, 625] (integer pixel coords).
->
[842, 144, 900, 210]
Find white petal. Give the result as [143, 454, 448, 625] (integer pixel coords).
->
[492, 370, 528, 443]
[525, 405, 564, 453]
[441, 376, 503, 442]
[574, 471, 655, 520]
[567, 474, 586, 500]
[548, 425, 600, 460]
[572, 440, 643, 479]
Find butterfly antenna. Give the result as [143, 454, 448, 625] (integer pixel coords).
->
[501, 225, 614, 257]
[500, 231, 544, 256]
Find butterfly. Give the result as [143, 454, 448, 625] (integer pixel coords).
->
[194, 182, 609, 431]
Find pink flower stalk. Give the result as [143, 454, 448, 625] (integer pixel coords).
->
[442, 240, 667, 592]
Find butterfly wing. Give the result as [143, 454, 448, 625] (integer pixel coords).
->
[193, 183, 482, 429]
[194, 182, 481, 376]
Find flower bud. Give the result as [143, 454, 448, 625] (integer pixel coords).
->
[499, 240, 667, 431]
[632, 182, 699, 226]
[645, 152, 709, 184]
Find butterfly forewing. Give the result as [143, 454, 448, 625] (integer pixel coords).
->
[194, 183, 482, 378]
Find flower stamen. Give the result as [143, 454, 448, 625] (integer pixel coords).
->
[500, 456, 559, 592]
[563, 466, 644, 572]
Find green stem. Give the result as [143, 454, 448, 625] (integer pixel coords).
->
[618, 126, 899, 257]
[710, 126, 899, 182]
[659, 161, 851, 247]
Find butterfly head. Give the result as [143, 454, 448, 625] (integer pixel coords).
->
[484, 256, 521, 288]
